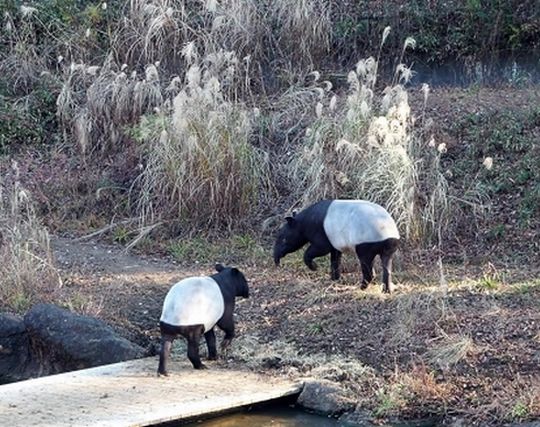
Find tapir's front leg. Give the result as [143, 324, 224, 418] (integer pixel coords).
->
[217, 311, 235, 351]
[304, 244, 330, 271]
[330, 249, 342, 280]
[205, 329, 217, 360]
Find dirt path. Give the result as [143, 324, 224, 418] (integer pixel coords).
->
[53, 236, 179, 276]
[52, 236, 193, 347]
[50, 237, 540, 425]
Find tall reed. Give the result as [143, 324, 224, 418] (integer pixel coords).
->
[287, 32, 448, 242]
[134, 50, 273, 231]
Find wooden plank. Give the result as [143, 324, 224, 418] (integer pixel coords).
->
[0, 357, 302, 427]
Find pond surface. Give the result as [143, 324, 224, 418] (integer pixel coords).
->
[183, 407, 351, 426]
[409, 54, 540, 87]
[182, 406, 436, 427]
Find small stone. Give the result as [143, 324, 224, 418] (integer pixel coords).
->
[296, 379, 356, 416]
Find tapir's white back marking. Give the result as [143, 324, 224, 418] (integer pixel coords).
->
[323, 200, 400, 251]
[160, 277, 225, 332]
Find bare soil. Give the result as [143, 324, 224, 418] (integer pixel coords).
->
[50, 236, 540, 426]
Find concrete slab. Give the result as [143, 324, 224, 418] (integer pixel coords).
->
[0, 357, 302, 427]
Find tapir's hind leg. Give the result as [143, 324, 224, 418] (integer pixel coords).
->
[381, 253, 393, 293]
[355, 244, 376, 289]
[330, 249, 342, 280]
[186, 325, 206, 369]
[359, 255, 375, 289]
[158, 334, 174, 376]
[380, 238, 400, 293]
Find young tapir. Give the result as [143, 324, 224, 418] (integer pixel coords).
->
[158, 264, 249, 376]
[273, 199, 400, 293]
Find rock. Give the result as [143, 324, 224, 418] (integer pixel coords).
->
[24, 303, 145, 375]
[261, 356, 283, 369]
[339, 406, 376, 426]
[296, 379, 356, 416]
[0, 313, 33, 384]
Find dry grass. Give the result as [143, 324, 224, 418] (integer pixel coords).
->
[62, 290, 105, 317]
[285, 32, 451, 243]
[0, 9, 46, 94]
[0, 163, 61, 312]
[57, 62, 164, 155]
[227, 334, 378, 395]
[392, 364, 454, 415]
[134, 51, 273, 230]
[4, 4, 483, 245]
[112, 0, 192, 68]
[110, 0, 331, 90]
[388, 287, 447, 346]
[425, 333, 476, 370]
[270, 0, 331, 72]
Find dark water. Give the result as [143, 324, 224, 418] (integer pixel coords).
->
[409, 55, 540, 87]
[181, 406, 437, 427]
[183, 407, 349, 426]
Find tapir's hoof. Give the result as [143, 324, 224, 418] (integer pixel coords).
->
[360, 282, 369, 290]
[207, 355, 218, 361]
[195, 363, 208, 370]
[383, 283, 395, 294]
[306, 262, 317, 271]
[157, 370, 169, 377]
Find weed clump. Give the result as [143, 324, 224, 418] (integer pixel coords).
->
[0, 163, 61, 312]
[134, 50, 273, 231]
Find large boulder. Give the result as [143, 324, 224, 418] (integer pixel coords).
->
[24, 303, 145, 375]
[0, 313, 34, 383]
[296, 379, 356, 417]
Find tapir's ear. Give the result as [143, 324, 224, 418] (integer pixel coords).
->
[231, 267, 240, 275]
[215, 263, 225, 272]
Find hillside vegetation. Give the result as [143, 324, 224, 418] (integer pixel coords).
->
[0, 1, 536, 239]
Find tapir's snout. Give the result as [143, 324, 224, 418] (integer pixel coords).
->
[273, 251, 281, 266]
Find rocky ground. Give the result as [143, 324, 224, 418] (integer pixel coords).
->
[48, 235, 540, 426]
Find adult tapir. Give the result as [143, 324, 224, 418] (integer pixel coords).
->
[273, 199, 400, 293]
[157, 264, 249, 376]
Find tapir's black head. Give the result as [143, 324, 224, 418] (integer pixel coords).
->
[273, 214, 308, 266]
[215, 263, 249, 298]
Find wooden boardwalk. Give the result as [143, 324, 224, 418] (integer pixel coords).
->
[0, 357, 303, 427]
